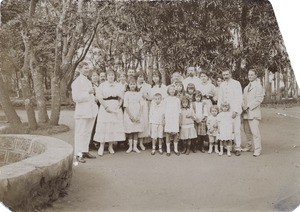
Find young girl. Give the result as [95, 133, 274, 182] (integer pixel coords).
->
[150, 71, 168, 100]
[198, 71, 215, 115]
[217, 102, 234, 156]
[175, 81, 185, 100]
[136, 71, 151, 150]
[206, 105, 219, 154]
[118, 71, 128, 94]
[123, 79, 143, 153]
[149, 93, 165, 155]
[192, 90, 208, 153]
[186, 83, 196, 102]
[213, 76, 223, 105]
[164, 85, 181, 156]
[180, 96, 197, 155]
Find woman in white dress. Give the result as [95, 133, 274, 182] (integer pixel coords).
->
[94, 70, 126, 156]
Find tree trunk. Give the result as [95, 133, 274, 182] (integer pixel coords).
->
[275, 71, 281, 102]
[264, 68, 272, 103]
[0, 73, 22, 125]
[30, 52, 49, 123]
[50, 75, 61, 125]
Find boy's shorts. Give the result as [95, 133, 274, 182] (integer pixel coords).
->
[150, 124, 164, 139]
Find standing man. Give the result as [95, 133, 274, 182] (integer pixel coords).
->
[218, 69, 243, 156]
[242, 69, 265, 157]
[71, 62, 98, 163]
[182, 67, 202, 90]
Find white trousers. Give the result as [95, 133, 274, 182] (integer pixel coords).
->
[74, 118, 95, 157]
[243, 119, 262, 154]
[233, 114, 242, 150]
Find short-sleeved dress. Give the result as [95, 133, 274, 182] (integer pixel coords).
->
[137, 82, 151, 138]
[164, 96, 181, 133]
[94, 81, 126, 143]
[180, 108, 197, 139]
[123, 91, 143, 133]
[206, 115, 218, 137]
[217, 111, 234, 141]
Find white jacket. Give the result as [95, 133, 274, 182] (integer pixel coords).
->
[71, 74, 98, 119]
[217, 78, 243, 114]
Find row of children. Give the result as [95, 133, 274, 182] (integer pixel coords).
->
[121, 78, 233, 157]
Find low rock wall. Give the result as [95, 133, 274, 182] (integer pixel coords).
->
[0, 135, 73, 211]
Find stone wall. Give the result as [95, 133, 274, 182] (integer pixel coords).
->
[0, 135, 73, 211]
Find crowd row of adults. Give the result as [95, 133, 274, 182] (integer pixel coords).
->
[71, 63, 264, 163]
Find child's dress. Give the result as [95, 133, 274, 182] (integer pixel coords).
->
[206, 115, 218, 137]
[123, 91, 143, 133]
[193, 102, 208, 136]
[217, 111, 234, 141]
[164, 96, 181, 133]
[180, 108, 197, 139]
[149, 101, 165, 139]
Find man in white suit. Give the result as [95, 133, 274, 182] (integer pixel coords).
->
[218, 69, 243, 156]
[242, 69, 265, 157]
[71, 62, 98, 163]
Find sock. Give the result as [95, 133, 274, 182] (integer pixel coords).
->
[166, 143, 171, 153]
[174, 142, 178, 152]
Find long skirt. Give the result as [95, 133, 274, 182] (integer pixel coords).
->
[94, 100, 126, 143]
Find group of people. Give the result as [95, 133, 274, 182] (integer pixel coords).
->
[71, 62, 265, 163]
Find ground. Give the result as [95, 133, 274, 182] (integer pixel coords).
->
[1, 107, 300, 211]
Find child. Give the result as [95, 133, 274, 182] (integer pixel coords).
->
[149, 93, 165, 155]
[206, 105, 219, 154]
[136, 71, 151, 151]
[175, 81, 185, 100]
[164, 85, 181, 156]
[180, 96, 197, 155]
[217, 102, 234, 156]
[192, 90, 208, 153]
[123, 79, 143, 153]
[186, 83, 196, 102]
[118, 71, 128, 94]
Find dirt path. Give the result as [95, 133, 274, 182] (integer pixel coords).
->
[2, 107, 300, 211]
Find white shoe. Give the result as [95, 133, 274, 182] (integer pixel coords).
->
[208, 145, 213, 154]
[140, 143, 146, 151]
[242, 147, 251, 152]
[253, 152, 261, 157]
[98, 145, 104, 156]
[126, 147, 132, 153]
[227, 151, 231, 157]
[133, 147, 141, 153]
[214, 145, 219, 154]
[108, 145, 115, 154]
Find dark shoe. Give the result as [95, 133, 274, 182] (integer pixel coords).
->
[186, 148, 190, 155]
[175, 151, 180, 156]
[235, 150, 241, 156]
[93, 141, 100, 149]
[83, 152, 96, 159]
[200, 148, 205, 153]
[76, 156, 86, 163]
[166, 153, 171, 157]
[192, 145, 197, 153]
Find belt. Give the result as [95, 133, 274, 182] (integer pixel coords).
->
[103, 96, 118, 100]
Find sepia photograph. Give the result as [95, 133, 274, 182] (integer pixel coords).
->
[0, 0, 299, 211]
